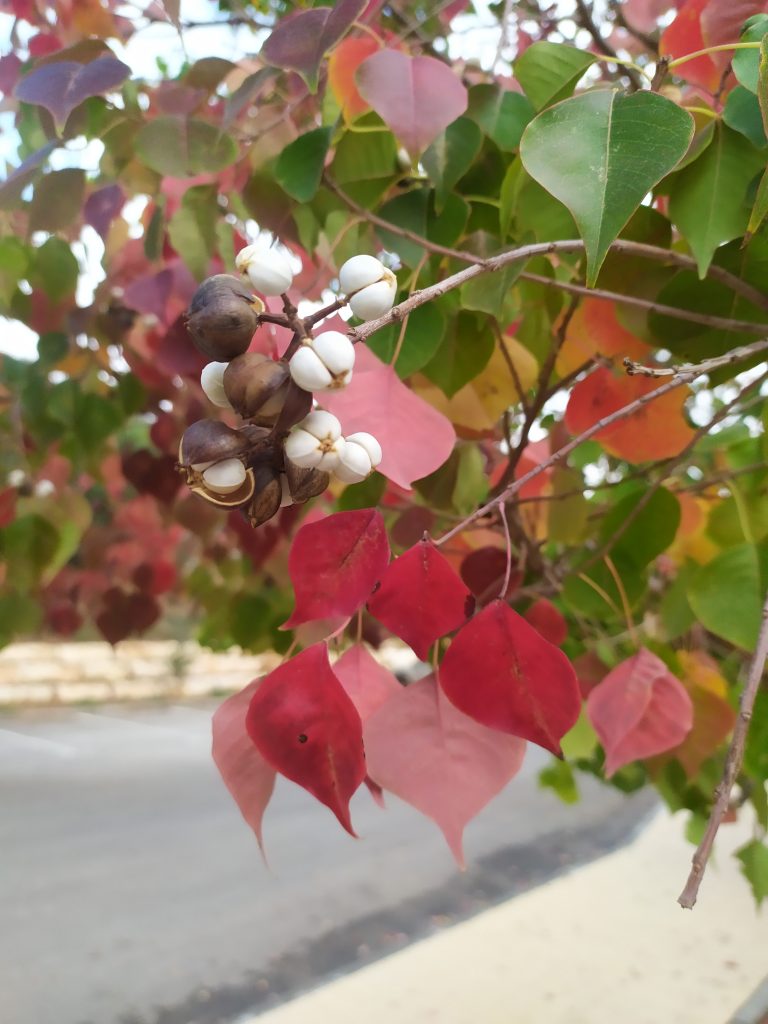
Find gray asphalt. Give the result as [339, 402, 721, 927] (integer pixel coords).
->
[0, 701, 653, 1024]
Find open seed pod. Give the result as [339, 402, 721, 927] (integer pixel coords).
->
[178, 420, 250, 477]
[186, 275, 264, 361]
[223, 353, 290, 421]
[189, 467, 256, 510]
[284, 460, 330, 503]
[272, 380, 314, 432]
[246, 463, 283, 526]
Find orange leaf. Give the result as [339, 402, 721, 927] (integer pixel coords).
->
[556, 298, 651, 377]
[328, 36, 379, 121]
[565, 366, 695, 462]
[660, 0, 720, 92]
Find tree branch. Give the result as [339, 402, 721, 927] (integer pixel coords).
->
[574, 0, 644, 90]
[678, 592, 768, 909]
[624, 338, 768, 376]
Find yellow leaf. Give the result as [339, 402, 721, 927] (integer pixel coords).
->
[677, 650, 728, 698]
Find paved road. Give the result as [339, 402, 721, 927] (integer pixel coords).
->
[0, 702, 653, 1024]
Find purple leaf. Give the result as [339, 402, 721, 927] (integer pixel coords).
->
[15, 56, 131, 126]
[83, 184, 124, 240]
[356, 50, 468, 154]
[261, 0, 366, 89]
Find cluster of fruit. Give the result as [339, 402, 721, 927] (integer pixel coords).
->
[176, 249, 395, 527]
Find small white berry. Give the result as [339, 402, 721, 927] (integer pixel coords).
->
[348, 273, 397, 321]
[235, 244, 293, 296]
[285, 410, 345, 471]
[200, 362, 234, 409]
[202, 458, 247, 495]
[289, 332, 355, 392]
[339, 254, 387, 295]
[7, 469, 26, 488]
[335, 440, 374, 484]
[345, 432, 382, 468]
[289, 346, 333, 392]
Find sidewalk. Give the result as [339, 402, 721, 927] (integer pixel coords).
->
[250, 809, 768, 1024]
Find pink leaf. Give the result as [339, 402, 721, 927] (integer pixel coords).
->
[356, 50, 468, 154]
[586, 648, 694, 777]
[701, 0, 766, 72]
[524, 598, 567, 647]
[321, 344, 456, 489]
[364, 674, 526, 866]
[333, 642, 401, 721]
[212, 680, 277, 856]
[261, 0, 367, 88]
[245, 644, 366, 834]
[15, 56, 131, 125]
[367, 539, 473, 660]
[284, 509, 390, 629]
[439, 599, 581, 756]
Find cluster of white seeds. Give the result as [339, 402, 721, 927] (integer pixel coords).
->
[284, 411, 382, 485]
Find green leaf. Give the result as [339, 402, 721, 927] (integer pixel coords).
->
[733, 15, 768, 93]
[427, 192, 470, 248]
[376, 189, 429, 267]
[521, 90, 693, 285]
[332, 126, 397, 183]
[459, 263, 520, 319]
[423, 117, 483, 211]
[747, 165, 768, 237]
[736, 840, 768, 905]
[366, 304, 447, 378]
[135, 117, 238, 177]
[548, 468, 589, 544]
[0, 237, 29, 307]
[415, 444, 488, 514]
[539, 759, 580, 804]
[758, 34, 768, 135]
[168, 184, 218, 280]
[668, 123, 765, 277]
[421, 312, 494, 397]
[600, 487, 681, 571]
[275, 127, 332, 202]
[335, 472, 387, 510]
[29, 169, 85, 233]
[688, 544, 762, 651]
[723, 85, 767, 148]
[514, 42, 595, 110]
[0, 515, 59, 589]
[466, 84, 534, 150]
[0, 591, 42, 648]
[28, 237, 79, 302]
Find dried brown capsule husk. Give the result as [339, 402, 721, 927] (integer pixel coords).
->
[273, 379, 314, 432]
[189, 469, 256, 509]
[284, 460, 330, 503]
[186, 275, 264, 361]
[223, 353, 290, 421]
[247, 463, 283, 526]
[178, 420, 249, 475]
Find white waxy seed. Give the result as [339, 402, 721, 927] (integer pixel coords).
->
[345, 431, 382, 467]
[200, 361, 233, 409]
[339, 254, 386, 295]
[235, 244, 294, 296]
[348, 274, 397, 321]
[289, 346, 333, 392]
[334, 441, 373, 484]
[316, 436, 345, 472]
[311, 331, 355, 376]
[202, 458, 247, 494]
[284, 429, 323, 468]
[299, 409, 343, 441]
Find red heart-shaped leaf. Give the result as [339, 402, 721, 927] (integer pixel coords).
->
[284, 509, 390, 629]
[245, 643, 366, 834]
[367, 539, 473, 660]
[364, 674, 526, 866]
[333, 642, 401, 721]
[439, 599, 581, 755]
[586, 648, 694, 776]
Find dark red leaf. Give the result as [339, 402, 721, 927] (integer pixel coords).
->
[333, 642, 401, 721]
[365, 673, 526, 865]
[121, 449, 182, 504]
[261, 0, 366, 87]
[95, 588, 160, 645]
[245, 644, 366, 834]
[83, 184, 124, 240]
[460, 546, 521, 601]
[0, 487, 17, 528]
[439, 599, 581, 755]
[524, 598, 567, 647]
[212, 680, 277, 856]
[367, 539, 473, 660]
[284, 509, 390, 629]
[15, 56, 131, 125]
[586, 648, 694, 777]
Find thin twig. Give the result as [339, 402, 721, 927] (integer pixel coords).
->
[574, 0, 644, 90]
[498, 503, 513, 599]
[678, 592, 768, 909]
[624, 339, 768, 377]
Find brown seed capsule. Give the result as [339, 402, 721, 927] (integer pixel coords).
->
[247, 463, 283, 527]
[186, 275, 264, 361]
[189, 470, 256, 510]
[284, 460, 330, 503]
[178, 420, 248, 473]
[272, 379, 314, 432]
[223, 354, 290, 421]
